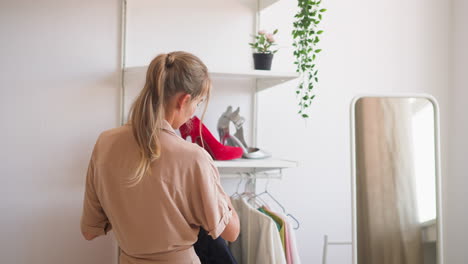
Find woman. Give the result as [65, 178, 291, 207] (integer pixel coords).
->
[80, 51, 240, 264]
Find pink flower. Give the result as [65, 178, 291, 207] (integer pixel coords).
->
[258, 30, 266, 35]
[266, 33, 275, 43]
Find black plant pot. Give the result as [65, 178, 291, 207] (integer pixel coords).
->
[253, 53, 273, 70]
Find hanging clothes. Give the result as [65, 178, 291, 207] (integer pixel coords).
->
[287, 221, 301, 264]
[259, 206, 287, 254]
[276, 211, 301, 264]
[257, 204, 302, 264]
[282, 219, 292, 264]
[229, 197, 286, 264]
[194, 228, 237, 264]
[258, 207, 280, 230]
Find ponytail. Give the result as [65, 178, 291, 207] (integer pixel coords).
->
[126, 52, 211, 186]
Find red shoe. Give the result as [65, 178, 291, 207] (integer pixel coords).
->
[179, 116, 243, 161]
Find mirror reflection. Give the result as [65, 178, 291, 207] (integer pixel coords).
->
[354, 97, 438, 264]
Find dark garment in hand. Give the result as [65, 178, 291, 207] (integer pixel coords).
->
[194, 228, 237, 264]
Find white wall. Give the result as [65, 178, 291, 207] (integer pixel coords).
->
[257, 0, 451, 263]
[0, 0, 120, 263]
[0, 0, 459, 263]
[447, 0, 468, 263]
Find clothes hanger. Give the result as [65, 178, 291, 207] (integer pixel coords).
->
[230, 173, 245, 199]
[239, 173, 265, 208]
[287, 213, 300, 230]
[248, 172, 301, 230]
[248, 173, 286, 212]
[230, 173, 263, 203]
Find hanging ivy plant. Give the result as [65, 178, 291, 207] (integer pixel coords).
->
[292, 0, 326, 118]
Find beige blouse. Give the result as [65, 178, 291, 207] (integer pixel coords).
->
[80, 120, 233, 264]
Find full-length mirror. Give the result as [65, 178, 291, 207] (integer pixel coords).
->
[351, 96, 443, 264]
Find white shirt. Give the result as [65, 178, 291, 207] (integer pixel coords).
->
[229, 196, 286, 264]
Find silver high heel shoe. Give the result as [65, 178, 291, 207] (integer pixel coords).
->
[217, 106, 271, 159]
[217, 106, 234, 145]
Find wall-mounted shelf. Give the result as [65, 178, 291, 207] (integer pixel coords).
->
[214, 158, 298, 175]
[124, 66, 299, 91]
[210, 70, 298, 81]
[259, 0, 281, 10]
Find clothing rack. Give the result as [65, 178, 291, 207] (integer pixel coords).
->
[220, 170, 283, 180]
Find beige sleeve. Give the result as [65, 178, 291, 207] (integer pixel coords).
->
[187, 150, 233, 239]
[80, 155, 111, 236]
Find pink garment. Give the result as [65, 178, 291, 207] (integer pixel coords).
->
[277, 212, 301, 264]
[284, 220, 293, 263]
[277, 213, 292, 264]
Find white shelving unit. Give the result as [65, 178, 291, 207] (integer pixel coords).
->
[125, 66, 298, 80]
[124, 66, 299, 92]
[126, 66, 297, 79]
[116, 1, 299, 262]
[215, 158, 298, 176]
[120, 0, 299, 179]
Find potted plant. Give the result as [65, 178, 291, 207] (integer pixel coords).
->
[249, 29, 278, 70]
[292, 0, 326, 118]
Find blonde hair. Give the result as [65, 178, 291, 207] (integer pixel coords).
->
[127, 51, 211, 186]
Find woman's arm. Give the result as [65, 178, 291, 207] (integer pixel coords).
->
[220, 203, 240, 242]
[81, 152, 112, 241]
[219, 197, 240, 242]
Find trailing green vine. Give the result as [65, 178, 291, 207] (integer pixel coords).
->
[292, 0, 326, 118]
